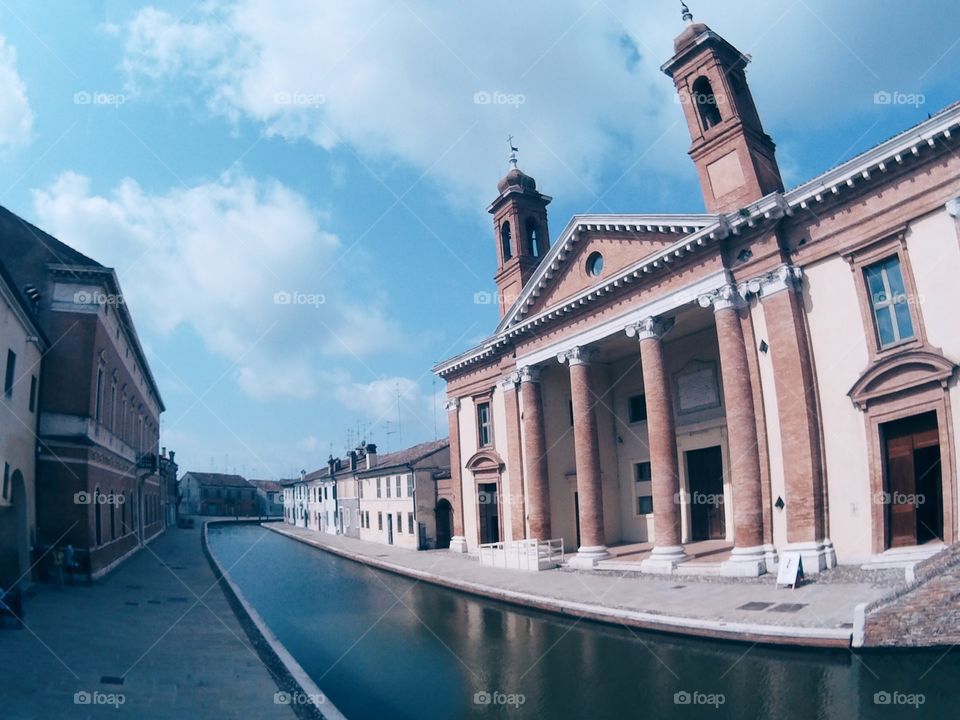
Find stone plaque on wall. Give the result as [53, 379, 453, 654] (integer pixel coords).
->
[675, 361, 720, 414]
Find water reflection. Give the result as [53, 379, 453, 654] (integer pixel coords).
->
[209, 524, 957, 720]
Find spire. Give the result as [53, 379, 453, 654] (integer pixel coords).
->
[681, 1, 693, 23]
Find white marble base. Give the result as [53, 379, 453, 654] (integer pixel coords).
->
[640, 545, 689, 575]
[720, 545, 768, 577]
[567, 545, 610, 569]
[785, 540, 836, 574]
[763, 543, 780, 569]
[448, 536, 468, 554]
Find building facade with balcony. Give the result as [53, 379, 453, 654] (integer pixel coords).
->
[435, 13, 960, 576]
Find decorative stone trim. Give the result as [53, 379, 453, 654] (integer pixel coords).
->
[443, 398, 460, 413]
[556, 346, 598, 366]
[740, 264, 803, 299]
[625, 316, 675, 342]
[518, 365, 542, 384]
[946, 197, 959, 217]
[697, 284, 745, 311]
[498, 372, 521, 391]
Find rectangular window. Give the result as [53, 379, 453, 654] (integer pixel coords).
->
[408, 512, 414, 534]
[407, 475, 414, 497]
[628, 394, 647, 423]
[29, 375, 37, 412]
[377, 512, 383, 531]
[386, 477, 391, 498]
[376, 478, 382, 498]
[366, 511, 370, 528]
[359, 481, 364, 499]
[637, 495, 654, 515]
[397, 512, 402, 533]
[635, 462, 652, 516]
[865, 256, 916, 348]
[4, 350, 15, 397]
[635, 462, 652, 483]
[396, 476, 401, 497]
[95, 367, 104, 422]
[2, 463, 8, 500]
[476, 401, 492, 447]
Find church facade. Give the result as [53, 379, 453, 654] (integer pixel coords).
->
[434, 14, 960, 575]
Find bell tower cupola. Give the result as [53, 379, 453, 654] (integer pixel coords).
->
[488, 140, 551, 317]
[662, 3, 783, 214]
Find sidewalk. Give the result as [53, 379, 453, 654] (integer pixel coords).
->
[0, 524, 295, 720]
[268, 524, 896, 647]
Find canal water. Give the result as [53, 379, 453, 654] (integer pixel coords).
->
[209, 524, 957, 719]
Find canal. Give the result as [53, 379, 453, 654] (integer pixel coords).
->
[209, 524, 957, 719]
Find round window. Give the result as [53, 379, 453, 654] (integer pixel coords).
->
[586, 252, 604, 277]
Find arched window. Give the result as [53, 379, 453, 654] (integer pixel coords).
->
[692, 76, 722, 130]
[500, 221, 513, 261]
[526, 218, 543, 258]
[94, 487, 102, 546]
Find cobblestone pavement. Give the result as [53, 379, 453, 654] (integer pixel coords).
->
[267, 524, 898, 646]
[0, 524, 295, 720]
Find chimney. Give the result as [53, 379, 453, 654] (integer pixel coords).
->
[365, 443, 378, 470]
[327, 455, 336, 476]
[169, 451, 175, 463]
[349, 450, 358, 472]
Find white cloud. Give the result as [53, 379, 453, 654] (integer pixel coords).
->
[32, 170, 405, 400]
[329, 372, 442, 442]
[0, 34, 34, 148]
[119, 1, 960, 206]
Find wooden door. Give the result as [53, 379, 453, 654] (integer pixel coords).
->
[478, 483, 499, 544]
[686, 446, 726, 541]
[883, 411, 942, 549]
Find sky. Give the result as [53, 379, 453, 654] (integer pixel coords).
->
[0, 0, 957, 479]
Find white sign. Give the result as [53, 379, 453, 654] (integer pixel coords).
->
[776, 552, 804, 589]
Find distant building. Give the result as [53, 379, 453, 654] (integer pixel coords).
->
[0, 256, 47, 589]
[357, 440, 451, 550]
[249, 479, 284, 517]
[179, 472, 257, 517]
[1, 206, 167, 579]
[282, 473, 308, 528]
[159, 448, 178, 527]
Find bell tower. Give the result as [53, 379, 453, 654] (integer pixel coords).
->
[662, 4, 783, 214]
[488, 144, 551, 317]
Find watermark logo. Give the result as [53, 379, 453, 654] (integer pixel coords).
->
[474, 290, 521, 307]
[874, 491, 925, 506]
[474, 690, 525, 708]
[473, 91, 525, 108]
[74, 290, 125, 307]
[273, 91, 326, 108]
[74, 91, 127, 107]
[273, 290, 326, 307]
[74, 691, 125, 708]
[874, 90, 925, 108]
[873, 690, 925, 708]
[674, 690, 725, 708]
[676, 491, 724, 507]
[274, 691, 326, 706]
[74, 491, 125, 506]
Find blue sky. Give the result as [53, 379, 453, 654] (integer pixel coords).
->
[0, 0, 956, 478]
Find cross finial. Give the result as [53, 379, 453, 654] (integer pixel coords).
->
[681, 1, 693, 23]
[508, 134, 519, 169]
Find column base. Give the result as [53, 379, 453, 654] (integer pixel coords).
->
[763, 543, 780, 569]
[784, 540, 836, 574]
[566, 545, 610, 569]
[640, 545, 689, 574]
[720, 545, 768, 577]
[448, 536, 468, 554]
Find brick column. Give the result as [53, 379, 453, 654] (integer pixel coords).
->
[628, 317, 688, 573]
[519, 365, 551, 540]
[500, 373, 526, 542]
[444, 398, 468, 553]
[757, 265, 834, 572]
[558, 346, 608, 567]
[700, 286, 767, 576]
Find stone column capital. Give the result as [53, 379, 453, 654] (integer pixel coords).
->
[947, 197, 960, 218]
[625, 316, 675, 342]
[498, 372, 521, 391]
[443, 398, 460, 413]
[742, 264, 803, 299]
[518, 365, 543, 384]
[557, 346, 598, 366]
[698, 284, 746, 312]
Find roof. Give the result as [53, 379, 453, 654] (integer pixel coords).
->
[434, 99, 960, 378]
[248, 479, 282, 492]
[0, 204, 165, 411]
[359, 439, 450, 476]
[181, 472, 252, 488]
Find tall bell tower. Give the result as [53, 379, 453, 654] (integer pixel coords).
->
[662, 4, 783, 214]
[488, 145, 551, 317]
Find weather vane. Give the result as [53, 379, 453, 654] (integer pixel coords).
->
[508, 134, 519, 168]
[681, 1, 693, 23]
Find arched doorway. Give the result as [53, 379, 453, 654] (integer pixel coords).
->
[465, 449, 506, 545]
[435, 499, 453, 549]
[0, 470, 30, 587]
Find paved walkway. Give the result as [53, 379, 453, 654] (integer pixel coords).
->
[0, 525, 294, 720]
[268, 524, 896, 647]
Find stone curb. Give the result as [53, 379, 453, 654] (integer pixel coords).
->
[202, 520, 348, 720]
[266, 524, 851, 649]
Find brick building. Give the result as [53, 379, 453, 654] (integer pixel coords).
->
[1, 206, 167, 579]
[435, 11, 960, 575]
[179, 472, 258, 517]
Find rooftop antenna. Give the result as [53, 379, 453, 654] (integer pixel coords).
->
[395, 382, 403, 447]
[681, 1, 693, 23]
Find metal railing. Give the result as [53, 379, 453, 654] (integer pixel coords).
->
[478, 538, 565, 571]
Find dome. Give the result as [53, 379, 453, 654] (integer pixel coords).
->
[673, 21, 709, 53]
[497, 166, 537, 195]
